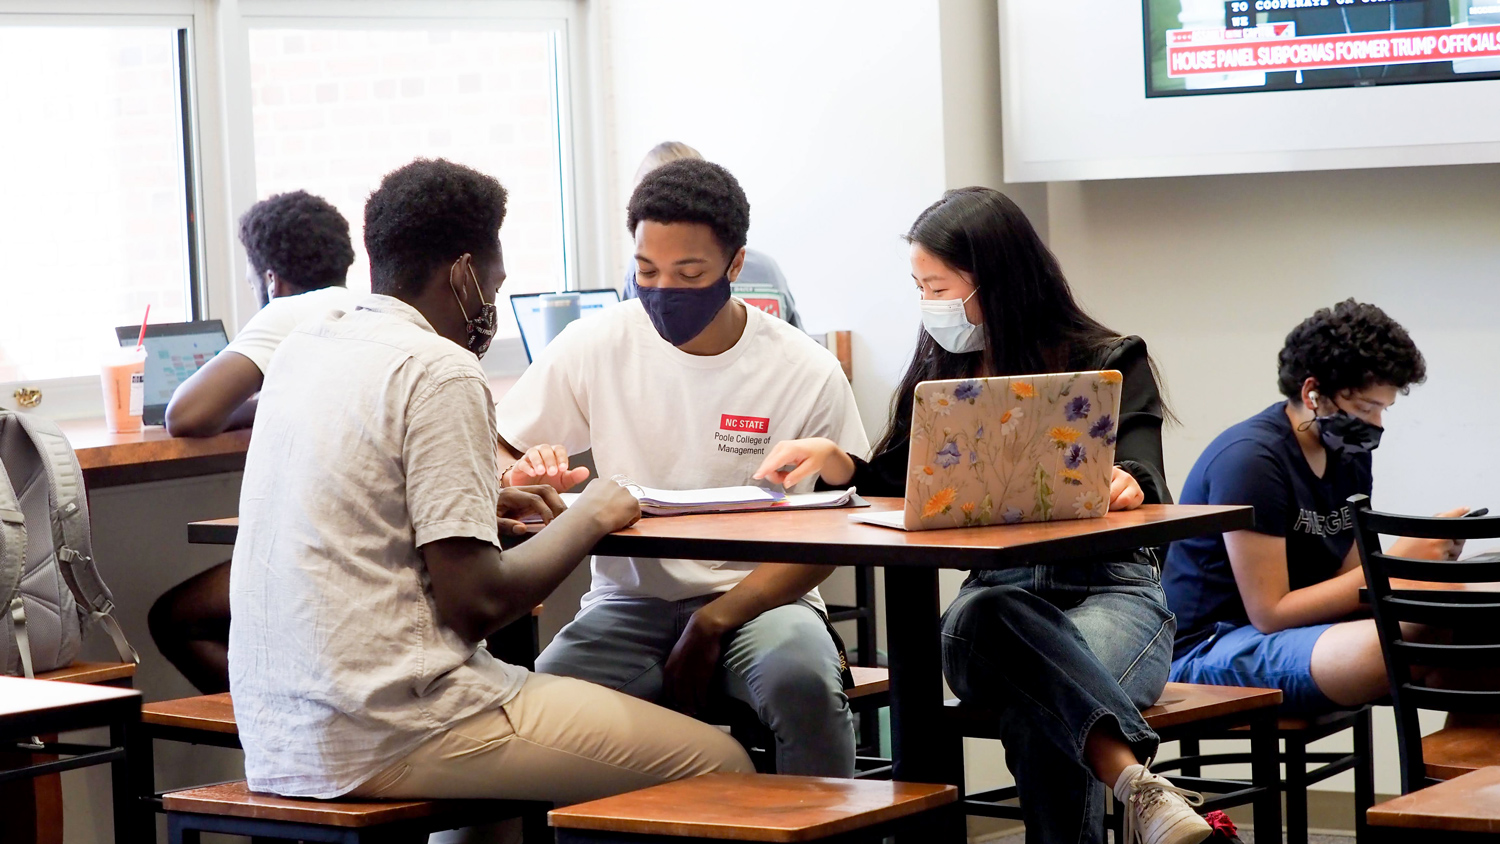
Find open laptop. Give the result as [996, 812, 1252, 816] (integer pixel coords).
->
[114, 320, 229, 426]
[509, 289, 621, 362]
[853, 370, 1124, 531]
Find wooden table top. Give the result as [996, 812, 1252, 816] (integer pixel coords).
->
[190, 500, 1252, 568]
[587, 499, 1252, 568]
[548, 772, 956, 842]
[61, 375, 520, 488]
[1366, 765, 1500, 833]
[0, 676, 140, 738]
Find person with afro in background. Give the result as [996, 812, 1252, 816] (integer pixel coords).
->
[151, 190, 358, 693]
[1164, 299, 1481, 716]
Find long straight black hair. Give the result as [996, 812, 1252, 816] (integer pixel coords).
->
[874, 187, 1152, 457]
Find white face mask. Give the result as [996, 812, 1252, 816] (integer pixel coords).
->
[919, 290, 984, 354]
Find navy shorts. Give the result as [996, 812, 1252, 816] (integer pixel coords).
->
[1169, 622, 1338, 716]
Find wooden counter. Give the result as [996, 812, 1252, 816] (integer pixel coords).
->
[62, 375, 520, 489]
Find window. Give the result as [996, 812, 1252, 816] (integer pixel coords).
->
[0, 24, 197, 383]
[246, 25, 571, 337]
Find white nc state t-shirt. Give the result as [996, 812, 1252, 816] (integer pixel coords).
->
[495, 299, 869, 611]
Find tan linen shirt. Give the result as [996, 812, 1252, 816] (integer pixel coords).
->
[228, 294, 527, 799]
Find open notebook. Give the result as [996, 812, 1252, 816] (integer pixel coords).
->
[549, 479, 865, 517]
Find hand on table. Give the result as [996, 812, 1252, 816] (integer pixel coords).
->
[569, 477, 643, 534]
[663, 609, 728, 716]
[1389, 506, 1471, 561]
[505, 443, 590, 491]
[496, 485, 568, 536]
[1108, 466, 1145, 511]
[753, 437, 854, 487]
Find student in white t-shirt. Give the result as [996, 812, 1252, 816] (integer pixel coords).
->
[496, 159, 869, 776]
[621, 141, 803, 329]
[152, 190, 359, 693]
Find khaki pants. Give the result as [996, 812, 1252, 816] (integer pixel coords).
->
[349, 673, 753, 805]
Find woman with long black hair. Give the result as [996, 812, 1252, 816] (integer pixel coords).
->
[755, 188, 1211, 844]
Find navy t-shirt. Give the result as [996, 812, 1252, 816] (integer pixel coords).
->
[1163, 402, 1373, 658]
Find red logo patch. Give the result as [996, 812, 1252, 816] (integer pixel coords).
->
[720, 414, 770, 434]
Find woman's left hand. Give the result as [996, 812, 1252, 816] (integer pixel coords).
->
[1109, 466, 1145, 511]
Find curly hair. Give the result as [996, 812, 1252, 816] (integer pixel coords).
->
[238, 190, 354, 290]
[626, 159, 749, 257]
[363, 158, 508, 298]
[1277, 299, 1426, 399]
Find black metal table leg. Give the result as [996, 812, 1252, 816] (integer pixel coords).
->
[883, 566, 952, 785]
[110, 701, 148, 844]
[883, 567, 964, 843]
[1250, 709, 1283, 844]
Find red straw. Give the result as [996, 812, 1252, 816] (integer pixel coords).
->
[135, 304, 151, 351]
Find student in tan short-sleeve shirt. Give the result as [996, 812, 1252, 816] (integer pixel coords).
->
[496, 159, 869, 777]
[228, 158, 750, 803]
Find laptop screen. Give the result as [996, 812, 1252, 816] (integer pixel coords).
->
[114, 320, 230, 424]
[509, 289, 621, 362]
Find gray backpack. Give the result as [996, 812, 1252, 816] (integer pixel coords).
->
[0, 410, 136, 677]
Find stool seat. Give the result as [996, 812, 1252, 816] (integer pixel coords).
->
[34, 661, 136, 685]
[1140, 682, 1282, 731]
[162, 780, 458, 828]
[947, 681, 1281, 738]
[142, 693, 237, 735]
[548, 773, 956, 843]
[1367, 766, 1500, 834]
[847, 667, 887, 701]
[1421, 726, 1500, 780]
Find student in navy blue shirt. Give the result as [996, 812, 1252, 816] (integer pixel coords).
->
[1164, 300, 1467, 715]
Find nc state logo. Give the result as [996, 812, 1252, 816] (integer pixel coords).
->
[720, 414, 770, 434]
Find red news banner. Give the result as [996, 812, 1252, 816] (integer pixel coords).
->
[1167, 22, 1500, 76]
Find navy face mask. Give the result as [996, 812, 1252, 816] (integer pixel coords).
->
[632, 268, 733, 347]
[1315, 409, 1383, 454]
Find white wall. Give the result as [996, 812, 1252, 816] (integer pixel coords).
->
[601, 0, 949, 441]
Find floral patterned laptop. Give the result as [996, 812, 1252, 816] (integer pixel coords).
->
[854, 371, 1123, 531]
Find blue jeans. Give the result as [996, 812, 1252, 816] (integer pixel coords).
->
[942, 558, 1176, 844]
[535, 595, 854, 777]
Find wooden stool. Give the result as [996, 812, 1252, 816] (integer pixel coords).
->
[548, 772, 957, 843]
[36, 661, 137, 688]
[1366, 765, 1500, 843]
[1169, 706, 1375, 844]
[845, 667, 891, 779]
[163, 780, 548, 843]
[950, 682, 1285, 844]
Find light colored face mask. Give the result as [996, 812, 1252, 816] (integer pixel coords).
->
[919, 289, 984, 354]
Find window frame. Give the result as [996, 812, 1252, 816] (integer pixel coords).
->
[224, 0, 596, 375]
[0, 0, 603, 418]
[0, 1, 211, 419]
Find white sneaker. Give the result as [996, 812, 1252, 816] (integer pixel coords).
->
[1114, 763, 1213, 844]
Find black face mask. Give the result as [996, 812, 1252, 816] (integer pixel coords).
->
[1315, 409, 1383, 454]
[449, 261, 497, 358]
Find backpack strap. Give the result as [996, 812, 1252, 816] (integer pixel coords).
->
[6, 412, 138, 665]
[0, 469, 32, 677]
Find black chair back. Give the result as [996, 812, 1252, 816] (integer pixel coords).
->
[1349, 494, 1500, 794]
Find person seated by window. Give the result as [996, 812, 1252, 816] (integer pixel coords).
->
[496, 159, 867, 776]
[1164, 300, 1471, 717]
[229, 158, 751, 804]
[150, 190, 359, 694]
[622, 142, 803, 329]
[752, 187, 1212, 844]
